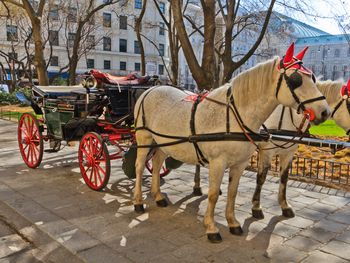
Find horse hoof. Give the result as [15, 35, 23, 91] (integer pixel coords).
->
[252, 209, 264, 219]
[156, 199, 168, 207]
[219, 189, 222, 195]
[134, 204, 145, 213]
[193, 187, 203, 196]
[282, 208, 295, 218]
[229, 226, 243, 236]
[207, 233, 222, 243]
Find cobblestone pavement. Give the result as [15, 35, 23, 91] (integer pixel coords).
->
[1, 119, 350, 262]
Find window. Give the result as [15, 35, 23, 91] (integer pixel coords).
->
[68, 7, 77, 22]
[159, 22, 165, 35]
[159, 43, 165, 56]
[335, 49, 340, 58]
[50, 56, 59, 66]
[135, 62, 141, 71]
[119, 16, 127, 30]
[158, 64, 164, 75]
[68, 33, 75, 47]
[104, 60, 111, 69]
[134, 40, 140, 54]
[87, 35, 95, 49]
[103, 37, 111, 51]
[120, 61, 127, 70]
[135, 0, 142, 9]
[87, 59, 95, 69]
[6, 25, 18, 41]
[119, 39, 127, 52]
[49, 30, 59, 46]
[159, 2, 165, 13]
[103, 13, 111, 27]
[49, 5, 59, 20]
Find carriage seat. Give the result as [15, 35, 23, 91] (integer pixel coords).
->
[90, 69, 150, 86]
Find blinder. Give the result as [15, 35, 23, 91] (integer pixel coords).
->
[276, 57, 326, 115]
[331, 83, 350, 135]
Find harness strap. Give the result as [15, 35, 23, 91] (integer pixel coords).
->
[190, 94, 209, 165]
[297, 96, 326, 113]
[278, 106, 286, 130]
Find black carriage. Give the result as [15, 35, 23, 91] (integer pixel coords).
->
[17, 73, 170, 191]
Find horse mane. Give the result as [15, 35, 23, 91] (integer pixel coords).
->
[209, 57, 279, 102]
[316, 79, 343, 105]
[229, 57, 279, 103]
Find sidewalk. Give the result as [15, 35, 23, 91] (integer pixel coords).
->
[0, 119, 350, 262]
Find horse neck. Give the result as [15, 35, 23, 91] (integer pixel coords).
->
[230, 59, 280, 132]
[317, 80, 343, 109]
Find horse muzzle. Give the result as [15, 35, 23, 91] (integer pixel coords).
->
[307, 107, 331, 125]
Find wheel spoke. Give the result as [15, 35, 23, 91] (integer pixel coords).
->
[93, 166, 98, 187]
[89, 167, 94, 183]
[95, 166, 103, 186]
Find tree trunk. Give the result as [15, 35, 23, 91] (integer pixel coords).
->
[135, 0, 147, 76]
[32, 19, 49, 85]
[68, 24, 84, 85]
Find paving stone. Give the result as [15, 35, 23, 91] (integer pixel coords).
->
[291, 195, 319, 205]
[321, 240, 350, 260]
[266, 245, 307, 262]
[297, 207, 327, 221]
[299, 227, 338, 243]
[314, 219, 348, 233]
[321, 196, 350, 207]
[78, 244, 131, 263]
[269, 223, 301, 238]
[326, 209, 350, 224]
[335, 230, 350, 244]
[308, 202, 340, 214]
[283, 235, 321, 252]
[280, 216, 314, 229]
[302, 250, 348, 263]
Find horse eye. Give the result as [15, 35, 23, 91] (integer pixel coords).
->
[286, 71, 303, 90]
[311, 74, 316, 83]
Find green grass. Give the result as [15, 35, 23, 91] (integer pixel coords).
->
[309, 119, 346, 136]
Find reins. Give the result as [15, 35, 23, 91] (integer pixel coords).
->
[131, 58, 324, 165]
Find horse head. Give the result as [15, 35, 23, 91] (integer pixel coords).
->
[276, 42, 330, 125]
[330, 79, 350, 135]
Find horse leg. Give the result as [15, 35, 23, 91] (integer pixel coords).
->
[150, 149, 168, 207]
[204, 160, 225, 243]
[251, 149, 272, 219]
[193, 165, 202, 196]
[133, 131, 153, 213]
[278, 151, 295, 218]
[226, 163, 247, 235]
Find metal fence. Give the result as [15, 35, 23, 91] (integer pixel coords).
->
[248, 154, 350, 188]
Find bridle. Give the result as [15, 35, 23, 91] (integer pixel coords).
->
[331, 84, 350, 135]
[275, 58, 326, 118]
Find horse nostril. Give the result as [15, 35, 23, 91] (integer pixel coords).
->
[321, 109, 330, 120]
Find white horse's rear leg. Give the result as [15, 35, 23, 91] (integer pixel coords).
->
[193, 165, 203, 196]
[226, 162, 247, 236]
[204, 161, 225, 243]
[134, 131, 153, 213]
[251, 149, 273, 219]
[150, 149, 168, 206]
[278, 151, 295, 218]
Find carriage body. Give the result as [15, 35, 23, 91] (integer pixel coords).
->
[17, 74, 170, 190]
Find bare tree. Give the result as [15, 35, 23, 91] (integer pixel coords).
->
[1, 0, 49, 85]
[134, 0, 148, 75]
[172, 0, 217, 90]
[63, 0, 120, 85]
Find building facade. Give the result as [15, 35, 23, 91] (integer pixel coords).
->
[0, 0, 170, 82]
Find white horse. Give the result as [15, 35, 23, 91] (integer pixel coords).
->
[133, 43, 330, 242]
[251, 78, 350, 219]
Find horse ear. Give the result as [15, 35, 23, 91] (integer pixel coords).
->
[295, 46, 309, 61]
[283, 42, 295, 64]
[347, 79, 350, 89]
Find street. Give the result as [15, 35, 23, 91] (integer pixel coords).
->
[0, 119, 350, 262]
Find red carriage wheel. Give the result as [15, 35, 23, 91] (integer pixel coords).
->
[78, 132, 110, 191]
[17, 113, 44, 168]
[145, 153, 171, 178]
